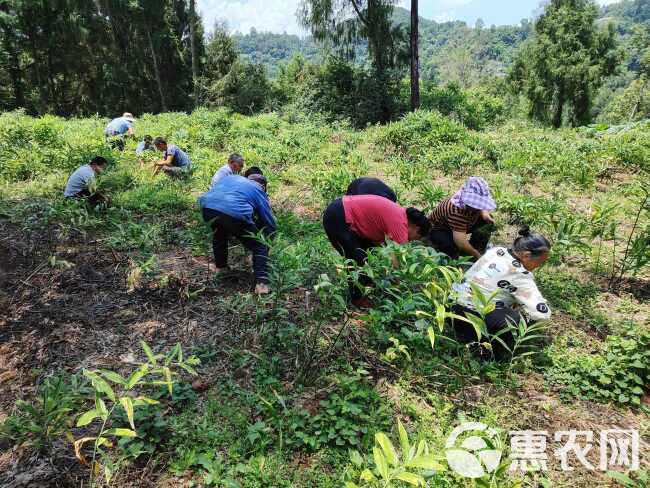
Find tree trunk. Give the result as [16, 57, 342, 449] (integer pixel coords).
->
[410, 0, 419, 111]
[629, 79, 647, 122]
[552, 82, 564, 128]
[0, 4, 25, 109]
[3, 35, 25, 109]
[189, 0, 199, 106]
[147, 27, 168, 112]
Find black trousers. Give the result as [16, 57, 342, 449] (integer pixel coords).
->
[68, 189, 105, 207]
[429, 219, 494, 260]
[451, 304, 520, 360]
[322, 198, 374, 300]
[202, 208, 269, 284]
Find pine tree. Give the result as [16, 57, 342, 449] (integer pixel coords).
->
[509, 0, 620, 127]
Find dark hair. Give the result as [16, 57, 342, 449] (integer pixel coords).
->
[248, 174, 268, 192]
[228, 153, 244, 166]
[406, 207, 430, 237]
[144, 135, 153, 143]
[154, 137, 166, 145]
[90, 156, 108, 167]
[244, 166, 263, 177]
[513, 225, 551, 256]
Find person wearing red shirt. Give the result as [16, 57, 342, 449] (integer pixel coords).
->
[323, 194, 430, 308]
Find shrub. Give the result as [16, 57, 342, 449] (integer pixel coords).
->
[376, 110, 467, 155]
[545, 323, 650, 406]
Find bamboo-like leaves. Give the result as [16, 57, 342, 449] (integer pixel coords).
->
[141, 341, 157, 366]
[375, 432, 398, 466]
[84, 370, 115, 402]
[119, 397, 135, 430]
[76, 409, 100, 427]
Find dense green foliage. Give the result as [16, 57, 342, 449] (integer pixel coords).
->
[2, 2, 650, 481]
[509, 0, 620, 127]
[1, 102, 649, 485]
[0, 0, 203, 115]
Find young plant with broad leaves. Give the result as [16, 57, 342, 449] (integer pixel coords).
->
[74, 341, 200, 485]
[346, 420, 446, 487]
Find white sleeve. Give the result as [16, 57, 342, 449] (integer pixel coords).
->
[509, 272, 551, 322]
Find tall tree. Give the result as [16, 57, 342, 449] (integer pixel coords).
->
[298, 0, 407, 121]
[410, 0, 419, 110]
[298, 0, 406, 76]
[0, 1, 25, 109]
[189, 0, 199, 106]
[509, 0, 619, 127]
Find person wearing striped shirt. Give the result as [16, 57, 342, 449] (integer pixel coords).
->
[429, 177, 496, 260]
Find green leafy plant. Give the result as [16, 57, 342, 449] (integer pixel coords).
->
[253, 368, 389, 451]
[0, 374, 88, 452]
[607, 469, 649, 487]
[345, 420, 445, 487]
[73, 342, 199, 485]
[546, 324, 650, 406]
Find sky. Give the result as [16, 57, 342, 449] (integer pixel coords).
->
[196, 0, 622, 36]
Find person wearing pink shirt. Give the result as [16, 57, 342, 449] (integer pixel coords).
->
[323, 194, 430, 308]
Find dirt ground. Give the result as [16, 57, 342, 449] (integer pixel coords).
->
[0, 217, 259, 486]
[1, 216, 648, 488]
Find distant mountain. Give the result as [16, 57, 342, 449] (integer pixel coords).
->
[233, 1, 647, 83]
[233, 30, 322, 77]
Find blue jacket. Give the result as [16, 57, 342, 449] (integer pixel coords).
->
[198, 175, 276, 236]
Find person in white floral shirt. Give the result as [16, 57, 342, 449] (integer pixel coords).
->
[452, 225, 552, 359]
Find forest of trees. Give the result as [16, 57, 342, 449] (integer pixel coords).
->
[0, 0, 648, 126]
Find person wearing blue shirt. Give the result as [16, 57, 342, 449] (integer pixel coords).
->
[152, 137, 192, 176]
[104, 112, 135, 151]
[198, 173, 276, 295]
[64, 156, 109, 207]
[136, 135, 154, 167]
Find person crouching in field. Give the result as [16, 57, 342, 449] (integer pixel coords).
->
[451, 226, 552, 360]
[346, 177, 397, 202]
[104, 112, 135, 151]
[209, 153, 245, 189]
[64, 156, 108, 207]
[152, 137, 191, 176]
[136, 135, 154, 167]
[198, 173, 276, 295]
[323, 194, 430, 308]
[429, 176, 496, 260]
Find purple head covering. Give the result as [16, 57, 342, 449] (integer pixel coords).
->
[450, 176, 496, 211]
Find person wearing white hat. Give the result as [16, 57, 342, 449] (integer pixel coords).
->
[104, 112, 136, 151]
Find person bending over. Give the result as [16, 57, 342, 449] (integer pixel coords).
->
[429, 176, 496, 260]
[323, 194, 430, 308]
[64, 156, 108, 207]
[198, 173, 276, 295]
[452, 226, 552, 360]
[346, 177, 397, 203]
[209, 153, 245, 189]
[135, 135, 154, 167]
[153, 137, 191, 176]
[105, 112, 135, 151]
[244, 166, 263, 178]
